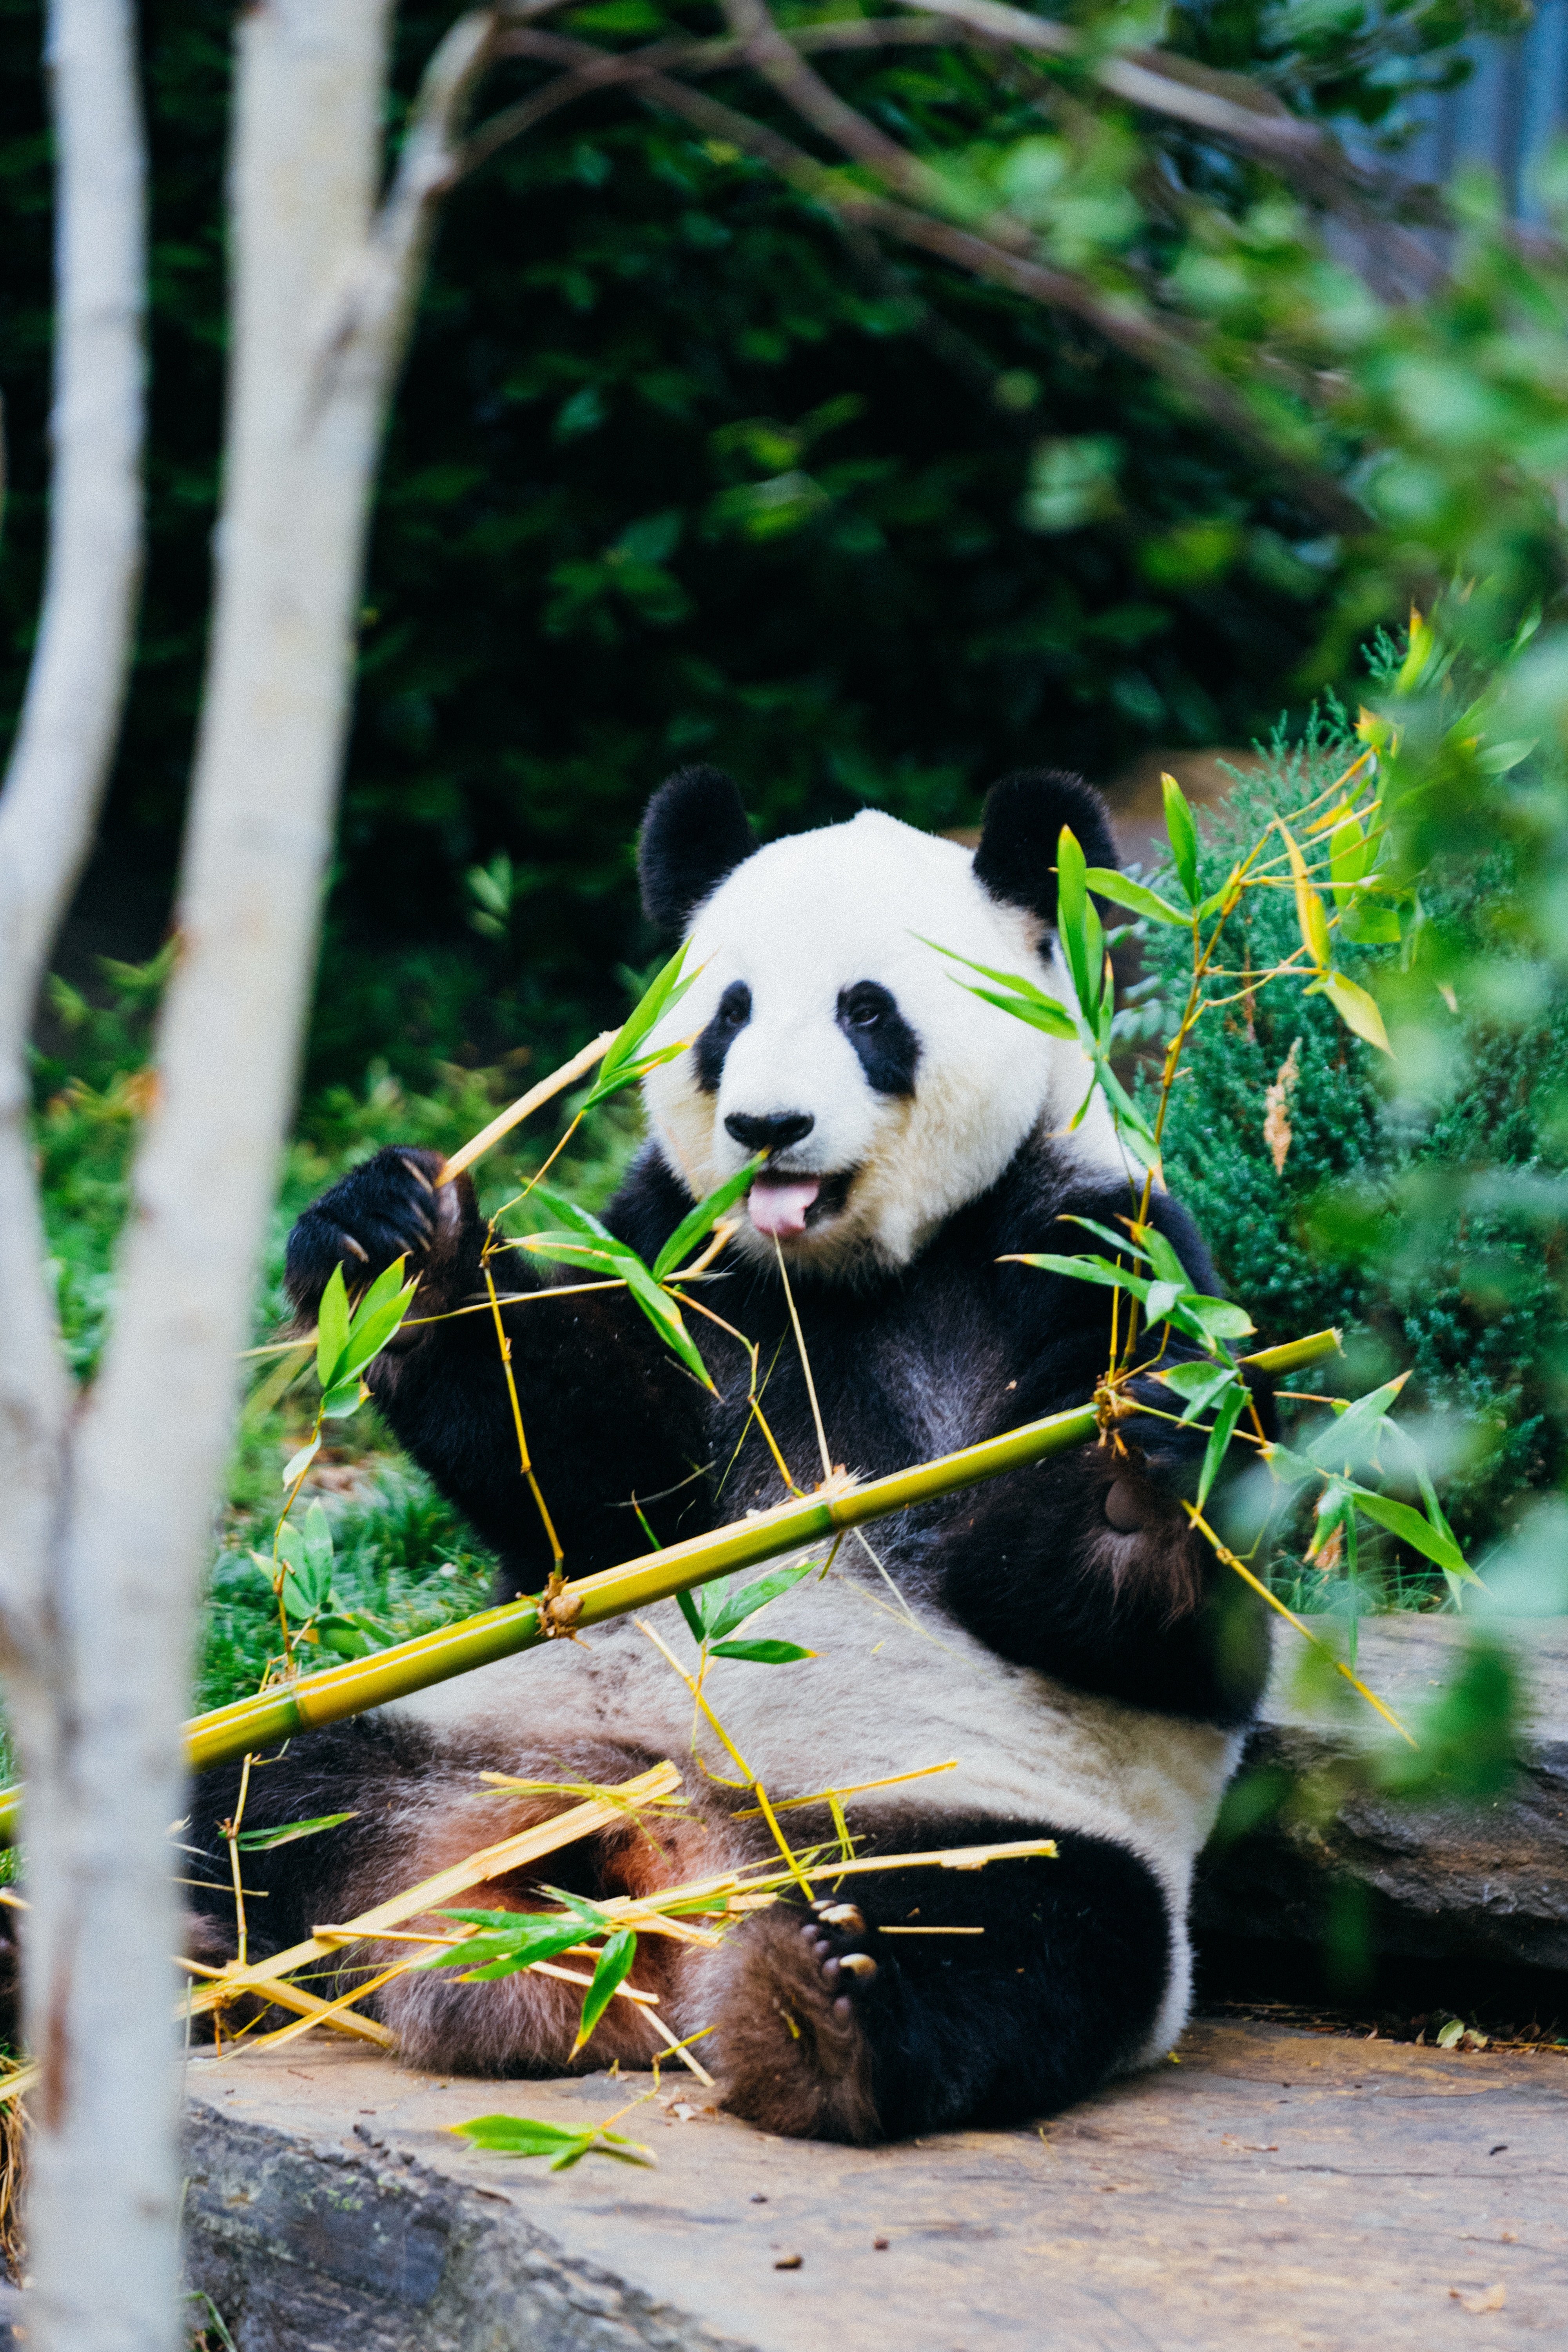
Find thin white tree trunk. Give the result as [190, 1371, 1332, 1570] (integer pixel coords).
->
[0, 0, 145, 1708]
[0, 6, 498, 2345]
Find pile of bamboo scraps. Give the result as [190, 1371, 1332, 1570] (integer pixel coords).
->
[0, 1761, 1058, 2113]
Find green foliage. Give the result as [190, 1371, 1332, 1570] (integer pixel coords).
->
[1136, 714, 1568, 1578]
[198, 1470, 497, 1713]
[2, 0, 1395, 1020]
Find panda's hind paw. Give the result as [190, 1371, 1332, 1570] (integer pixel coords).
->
[706, 1898, 887, 2142]
[800, 1902, 879, 2016]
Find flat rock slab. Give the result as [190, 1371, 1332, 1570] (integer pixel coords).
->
[1197, 1617, 1568, 1971]
[185, 2020, 1568, 2352]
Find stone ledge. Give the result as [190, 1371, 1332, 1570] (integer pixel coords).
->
[1196, 1616, 1568, 1972]
[182, 2022, 1568, 2351]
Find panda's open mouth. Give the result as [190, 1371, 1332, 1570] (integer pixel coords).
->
[746, 1169, 854, 1240]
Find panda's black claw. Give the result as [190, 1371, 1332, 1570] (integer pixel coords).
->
[837, 1951, 878, 1984]
[818, 1902, 865, 1933]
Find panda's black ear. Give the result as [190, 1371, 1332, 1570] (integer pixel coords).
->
[973, 769, 1119, 929]
[639, 766, 757, 932]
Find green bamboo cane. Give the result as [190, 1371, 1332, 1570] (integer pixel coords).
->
[0, 1328, 1338, 1846]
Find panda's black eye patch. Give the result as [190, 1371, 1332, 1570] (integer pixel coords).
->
[695, 980, 752, 1094]
[837, 982, 919, 1097]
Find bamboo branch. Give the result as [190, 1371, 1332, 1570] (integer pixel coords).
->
[0, 1330, 1341, 1845]
[438, 1028, 617, 1183]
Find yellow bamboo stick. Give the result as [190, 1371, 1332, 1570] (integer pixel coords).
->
[185, 1760, 681, 2020]
[437, 1029, 618, 1185]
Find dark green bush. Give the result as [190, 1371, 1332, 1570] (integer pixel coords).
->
[1138, 715, 1568, 1588]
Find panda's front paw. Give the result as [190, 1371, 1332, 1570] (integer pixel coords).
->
[800, 1900, 881, 2020]
[285, 1145, 479, 1320]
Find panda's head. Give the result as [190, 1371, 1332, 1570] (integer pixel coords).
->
[638, 766, 1127, 1277]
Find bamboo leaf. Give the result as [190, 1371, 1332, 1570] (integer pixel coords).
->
[571, 1927, 638, 2055]
[1159, 1360, 1236, 1421]
[316, 1263, 350, 1392]
[676, 1587, 707, 1642]
[235, 1810, 358, 1851]
[1162, 773, 1200, 906]
[709, 1637, 816, 1664]
[1082, 867, 1188, 925]
[528, 1187, 619, 1245]
[1197, 1377, 1249, 1509]
[621, 1258, 715, 1390]
[1006, 1251, 1154, 1304]
[352, 1253, 412, 1327]
[549, 2127, 656, 2172]
[281, 1436, 321, 1489]
[1321, 971, 1391, 1054]
[1328, 811, 1371, 905]
[1131, 1223, 1190, 1290]
[1055, 826, 1101, 1020]
[1061, 1214, 1153, 1264]
[1181, 1295, 1255, 1342]
[341, 1274, 417, 1377]
[1343, 1486, 1471, 1575]
[960, 982, 1080, 1040]
[301, 1501, 333, 1588]
[450, 2114, 654, 2170]
[1145, 1279, 1184, 1324]
[320, 1377, 366, 1420]
[584, 942, 697, 1107]
[652, 1152, 767, 1281]
[1305, 1374, 1407, 1473]
[703, 1557, 815, 1643]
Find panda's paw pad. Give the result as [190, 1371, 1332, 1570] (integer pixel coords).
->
[800, 1901, 880, 2011]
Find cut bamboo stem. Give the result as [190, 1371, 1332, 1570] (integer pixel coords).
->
[0, 1330, 1341, 1846]
[437, 1029, 618, 1185]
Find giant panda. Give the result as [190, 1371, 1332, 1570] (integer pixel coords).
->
[191, 766, 1270, 2144]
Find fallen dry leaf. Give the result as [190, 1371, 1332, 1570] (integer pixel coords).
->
[1450, 2284, 1506, 2314]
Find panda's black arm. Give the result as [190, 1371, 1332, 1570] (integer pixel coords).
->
[928, 1177, 1271, 1725]
[284, 1146, 713, 1596]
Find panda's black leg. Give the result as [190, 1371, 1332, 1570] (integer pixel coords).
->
[706, 1823, 1173, 2144]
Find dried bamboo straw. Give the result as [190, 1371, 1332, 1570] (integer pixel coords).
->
[0, 1329, 1340, 1846]
[184, 1761, 682, 2018]
[437, 1028, 618, 1185]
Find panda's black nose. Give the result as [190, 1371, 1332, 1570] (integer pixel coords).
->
[725, 1110, 815, 1154]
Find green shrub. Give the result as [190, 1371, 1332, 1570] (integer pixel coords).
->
[1137, 714, 1568, 1594]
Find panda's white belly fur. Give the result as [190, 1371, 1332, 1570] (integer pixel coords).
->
[392, 1550, 1241, 2069]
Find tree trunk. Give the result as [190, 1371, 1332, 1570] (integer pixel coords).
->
[0, 3, 515, 2343]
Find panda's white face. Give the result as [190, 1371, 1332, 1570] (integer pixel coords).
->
[642, 808, 1124, 1276]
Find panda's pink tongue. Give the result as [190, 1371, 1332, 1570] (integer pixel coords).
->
[748, 1176, 821, 1238]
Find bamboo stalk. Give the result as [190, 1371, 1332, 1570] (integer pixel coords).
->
[437, 1028, 619, 1185]
[0, 1330, 1341, 1846]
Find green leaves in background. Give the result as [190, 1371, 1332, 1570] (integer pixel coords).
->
[252, 1500, 392, 1659]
